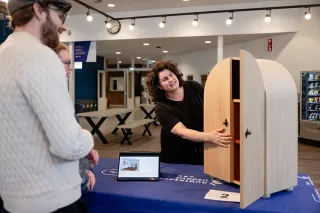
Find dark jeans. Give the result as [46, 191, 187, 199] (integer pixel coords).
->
[2, 198, 88, 213]
[0, 197, 3, 212]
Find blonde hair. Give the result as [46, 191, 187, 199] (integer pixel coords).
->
[53, 43, 69, 55]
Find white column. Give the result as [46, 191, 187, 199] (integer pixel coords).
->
[68, 42, 75, 104]
[217, 36, 223, 63]
[117, 56, 120, 69]
[146, 57, 149, 68]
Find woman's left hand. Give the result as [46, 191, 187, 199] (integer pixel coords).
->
[85, 170, 96, 191]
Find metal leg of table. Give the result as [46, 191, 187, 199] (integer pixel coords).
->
[85, 117, 108, 144]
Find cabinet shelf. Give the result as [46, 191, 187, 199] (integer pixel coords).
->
[233, 99, 240, 103]
[233, 180, 240, 185]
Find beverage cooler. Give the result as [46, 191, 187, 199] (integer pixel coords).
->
[300, 71, 320, 142]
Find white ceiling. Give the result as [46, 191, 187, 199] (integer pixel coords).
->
[99, 33, 284, 64]
[70, 0, 283, 15]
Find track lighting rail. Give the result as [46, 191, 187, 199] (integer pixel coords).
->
[72, 0, 115, 20]
[116, 3, 320, 20]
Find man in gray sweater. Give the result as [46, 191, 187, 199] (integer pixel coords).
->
[0, 1, 95, 213]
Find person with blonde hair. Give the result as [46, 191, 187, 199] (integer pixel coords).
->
[54, 42, 98, 192]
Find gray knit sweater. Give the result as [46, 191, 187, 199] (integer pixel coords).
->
[0, 32, 94, 213]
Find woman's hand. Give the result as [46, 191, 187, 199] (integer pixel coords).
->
[85, 170, 96, 191]
[171, 122, 232, 146]
[87, 149, 99, 166]
[207, 128, 232, 148]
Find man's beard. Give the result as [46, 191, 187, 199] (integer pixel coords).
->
[40, 15, 60, 49]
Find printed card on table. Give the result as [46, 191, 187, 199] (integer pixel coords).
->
[204, 189, 240, 202]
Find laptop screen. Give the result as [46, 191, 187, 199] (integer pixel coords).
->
[117, 152, 160, 181]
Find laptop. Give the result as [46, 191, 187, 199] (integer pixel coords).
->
[117, 152, 160, 181]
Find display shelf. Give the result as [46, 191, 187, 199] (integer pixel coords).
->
[301, 72, 320, 121]
[300, 71, 320, 142]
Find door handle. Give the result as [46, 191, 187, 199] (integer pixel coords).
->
[245, 129, 251, 138]
[223, 119, 228, 127]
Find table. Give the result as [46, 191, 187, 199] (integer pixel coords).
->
[82, 158, 320, 213]
[77, 108, 133, 144]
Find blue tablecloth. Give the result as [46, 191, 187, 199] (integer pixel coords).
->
[82, 158, 320, 213]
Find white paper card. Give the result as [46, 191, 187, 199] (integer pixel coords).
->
[204, 189, 240, 202]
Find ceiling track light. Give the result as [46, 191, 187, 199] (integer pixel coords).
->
[265, 9, 271, 22]
[86, 8, 93, 22]
[226, 12, 233, 25]
[305, 7, 311, 20]
[129, 19, 135, 30]
[192, 14, 198, 26]
[159, 16, 166, 28]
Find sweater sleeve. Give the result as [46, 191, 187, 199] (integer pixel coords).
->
[17, 49, 94, 160]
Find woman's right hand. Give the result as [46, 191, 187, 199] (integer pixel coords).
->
[207, 128, 232, 148]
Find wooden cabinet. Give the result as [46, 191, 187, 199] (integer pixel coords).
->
[204, 50, 298, 209]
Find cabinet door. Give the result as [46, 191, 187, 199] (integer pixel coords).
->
[240, 50, 265, 208]
[204, 58, 232, 182]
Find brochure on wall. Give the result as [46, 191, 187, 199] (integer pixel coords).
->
[204, 189, 240, 202]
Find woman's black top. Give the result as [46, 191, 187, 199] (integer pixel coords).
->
[155, 81, 204, 165]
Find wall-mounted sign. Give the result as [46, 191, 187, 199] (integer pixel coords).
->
[74, 41, 97, 62]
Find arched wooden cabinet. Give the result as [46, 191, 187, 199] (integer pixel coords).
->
[204, 50, 298, 208]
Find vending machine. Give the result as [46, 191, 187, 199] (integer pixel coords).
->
[300, 71, 320, 142]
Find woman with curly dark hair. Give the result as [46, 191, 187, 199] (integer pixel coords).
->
[146, 60, 232, 165]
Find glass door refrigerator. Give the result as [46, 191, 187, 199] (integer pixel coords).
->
[300, 71, 320, 142]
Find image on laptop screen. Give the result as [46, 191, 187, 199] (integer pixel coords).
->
[117, 152, 160, 181]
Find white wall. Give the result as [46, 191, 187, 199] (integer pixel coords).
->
[163, 7, 320, 92]
[60, 0, 320, 42]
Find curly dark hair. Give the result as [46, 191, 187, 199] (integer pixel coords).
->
[146, 60, 184, 102]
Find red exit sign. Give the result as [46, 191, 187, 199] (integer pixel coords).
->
[268, 38, 273, 52]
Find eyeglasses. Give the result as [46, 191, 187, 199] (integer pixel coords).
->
[62, 60, 72, 67]
[48, 6, 68, 24]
